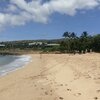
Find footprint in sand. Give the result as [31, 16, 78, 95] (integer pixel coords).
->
[44, 91, 48, 95]
[50, 90, 52, 92]
[41, 88, 44, 90]
[77, 93, 81, 95]
[50, 90, 53, 95]
[74, 93, 81, 97]
[97, 90, 100, 93]
[67, 88, 71, 91]
[59, 84, 67, 86]
[94, 97, 98, 100]
[65, 84, 67, 86]
[59, 97, 64, 100]
[60, 84, 63, 86]
[44, 90, 53, 96]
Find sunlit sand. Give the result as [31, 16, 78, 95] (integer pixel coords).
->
[0, 53, 100, 100]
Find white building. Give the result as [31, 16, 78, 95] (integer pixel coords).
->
[29, 42, 43, 46]
[0, 44, 5, 47]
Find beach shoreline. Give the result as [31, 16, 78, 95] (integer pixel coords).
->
[0, 53, 100, 100]
[0, 55, 31, 77]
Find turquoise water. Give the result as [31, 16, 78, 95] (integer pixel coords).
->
[0, 55, 31, 76]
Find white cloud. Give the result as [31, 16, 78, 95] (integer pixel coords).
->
[0, 0, 100, 29]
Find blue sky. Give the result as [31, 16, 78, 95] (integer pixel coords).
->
[0, 0, 100, 41]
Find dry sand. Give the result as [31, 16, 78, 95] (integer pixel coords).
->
[0, 53, 100, 100]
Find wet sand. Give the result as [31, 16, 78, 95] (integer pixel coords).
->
[0, 53, 100, 100]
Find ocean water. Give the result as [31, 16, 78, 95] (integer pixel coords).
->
[0, 55, 31, 76]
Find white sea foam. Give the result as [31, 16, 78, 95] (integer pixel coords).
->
[0, 55, 31, 77]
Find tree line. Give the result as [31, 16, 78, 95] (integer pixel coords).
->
[60, 31, 100, 53]
[0, 31, 100, 54]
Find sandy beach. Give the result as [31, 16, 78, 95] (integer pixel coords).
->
[0, 53, 100, 100]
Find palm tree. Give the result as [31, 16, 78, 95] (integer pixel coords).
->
[62, 31, 72, 53]
[70, 32, 77, 53]
[70, 32, 76, 39]
[63, 32, 70, 39]
[80, 31, 89, 53]
[92, 34, 100, 52]
[81, 31, 88, 38]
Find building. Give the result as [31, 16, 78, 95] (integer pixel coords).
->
[29, 42, 43, 46]
[45, 43, 60, 47]
[28, 42, 60, 47]
[0, 44, 5, 47]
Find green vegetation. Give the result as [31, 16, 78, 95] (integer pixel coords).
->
[0, 31, 100, 54]
[61, 31, 100, 53]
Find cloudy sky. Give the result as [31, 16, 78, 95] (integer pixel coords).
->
[0, 0, 100, 41]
